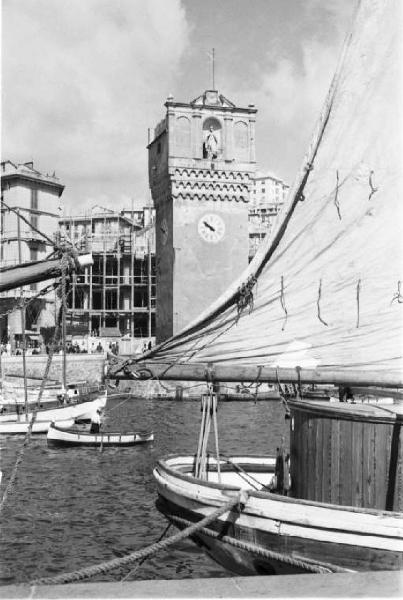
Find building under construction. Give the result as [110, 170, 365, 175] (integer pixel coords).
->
[58, 208, 155, 340]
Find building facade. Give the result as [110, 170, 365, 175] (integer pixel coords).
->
[0, 160, 64, 346]
[149, 89, 257, 342]
[58, 208, 155, 341]
[249, 172, 290, 258]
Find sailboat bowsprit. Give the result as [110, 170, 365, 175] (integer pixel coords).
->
[108, 0, 403, 575]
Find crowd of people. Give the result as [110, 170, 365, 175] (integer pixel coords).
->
[0, 339, 120, 356]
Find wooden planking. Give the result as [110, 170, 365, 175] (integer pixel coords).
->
[290, 403, 402, 510]
[362, 420, 373, 508]
[374, 423, 389, 509]
[159, 495, 403, 575]
[352, 421, 363, 507]
[396, 423, 403, 511]
[330, 417, 341, 505]
[314, 416, 323, 502]
[322, 414, 332, 503]
[307, 414, 316, 501]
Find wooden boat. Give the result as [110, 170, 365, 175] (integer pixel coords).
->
[1, 418, 75, 435]
[0, 381, 106, 417]
[107, 0, 403, 577]
[154, 400, 403, 574]
[47, 422, 154, 447]
[0, 393, 107, 434]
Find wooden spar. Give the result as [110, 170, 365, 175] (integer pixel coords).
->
[108, 360, 403, 389]
[17, 212, 28, 421]
[0, 254, 93, 293]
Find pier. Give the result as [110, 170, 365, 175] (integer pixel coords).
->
[1, 571, 402, 598]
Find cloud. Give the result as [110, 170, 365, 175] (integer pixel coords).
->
[223, 19, 348, 184]
[2, 0, 190, 212]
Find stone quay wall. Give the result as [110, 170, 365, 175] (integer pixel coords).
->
[1, 355, 106, 385]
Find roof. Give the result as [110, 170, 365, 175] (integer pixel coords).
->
[1, 160, 64, 195]
[164, 90, 257, 114]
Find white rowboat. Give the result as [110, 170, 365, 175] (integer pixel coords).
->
[47, 422, 154, 447]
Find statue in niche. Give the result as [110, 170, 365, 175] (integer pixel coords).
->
[203, 125, 219, 159]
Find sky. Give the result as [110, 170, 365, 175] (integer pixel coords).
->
[2, 0, 354, 215]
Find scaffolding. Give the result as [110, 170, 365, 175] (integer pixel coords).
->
[58, 209, 155, 339]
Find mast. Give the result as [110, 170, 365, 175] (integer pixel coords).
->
[61, 262, 67, 394]
[17, 210, 28, 420]
[147, 217, 152, 339]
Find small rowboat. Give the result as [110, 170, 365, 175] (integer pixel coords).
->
[47, 422, 154, 447]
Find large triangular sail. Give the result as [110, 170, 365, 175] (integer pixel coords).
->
[115, 0, 403, 386]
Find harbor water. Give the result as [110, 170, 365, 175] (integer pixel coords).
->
[0, 396, 289, 585]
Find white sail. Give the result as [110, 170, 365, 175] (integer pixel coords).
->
[134, 0, 403, 384]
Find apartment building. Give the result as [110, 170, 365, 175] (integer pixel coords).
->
[58, 207, 155, 341]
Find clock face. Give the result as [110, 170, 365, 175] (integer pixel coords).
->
[160, 218, 168, 245]
[197, 213, 225, 243]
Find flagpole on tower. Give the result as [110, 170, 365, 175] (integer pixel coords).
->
[212, 48, 215, 89]
[207, 48, 216, 90]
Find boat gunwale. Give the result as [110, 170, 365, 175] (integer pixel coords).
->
[156, 454, 403, 519]
[288, 398, 403, 423]
[49, 423, 153, 440]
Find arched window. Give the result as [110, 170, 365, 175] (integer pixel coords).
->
[175, 116, 191, 155]
[234, 121, 248, 161]
[202, 117, 222, 159]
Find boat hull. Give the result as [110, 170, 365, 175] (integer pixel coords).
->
[0, 391, 107, 423]
[0, 393, 107, 424]
[0, 418, 75, 434]
[154, 455, 403, 575]
[0, 394, 107, 434]
[47, 424, 154, 447]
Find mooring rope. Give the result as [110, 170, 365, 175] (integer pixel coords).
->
[119, 522, 172, 582]
[0, 411, 37, 515]
[169, 514, 351, 574]
[30, 494, 245, 586]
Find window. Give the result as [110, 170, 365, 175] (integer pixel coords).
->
[31, 189, 38, 229]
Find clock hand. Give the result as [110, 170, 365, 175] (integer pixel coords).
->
[203, 221, 215, 232]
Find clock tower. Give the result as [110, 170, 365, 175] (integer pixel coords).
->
[148, 90, 257, 342]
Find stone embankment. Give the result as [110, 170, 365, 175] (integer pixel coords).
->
[1, 355, 105, 385]
[2, 355, 279, 400]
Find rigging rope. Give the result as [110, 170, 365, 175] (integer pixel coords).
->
[0, 282, 58, 319]
[317, 279, 329, 326]
[280, 275, 288, 331]
[333, 170, 342, 220]
[0, 199, 57, 248]
[356, 279, 361, 328]
[30, 495, 244, 585]
[119, 523, 172, 582]
[168, 514, 351, 574]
